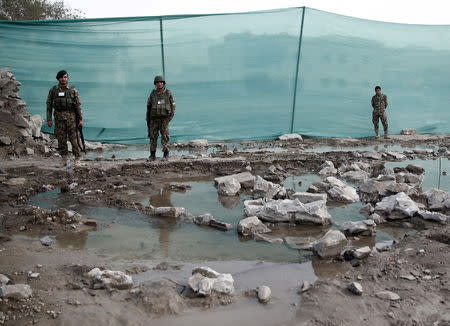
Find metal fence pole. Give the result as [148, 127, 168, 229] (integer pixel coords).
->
[159, 17, 166, 77]
[290, 7, 306, 133]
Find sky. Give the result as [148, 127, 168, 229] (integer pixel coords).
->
[63, 0, 450, 24]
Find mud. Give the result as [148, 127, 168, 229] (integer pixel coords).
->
[0, 134, 449, 325]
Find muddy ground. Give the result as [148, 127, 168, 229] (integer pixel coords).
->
[0, 134, 449, 326]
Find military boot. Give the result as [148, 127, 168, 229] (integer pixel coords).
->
[375, 130, 380, 138]
[163, 151, 169, 160]
[384, 131, 389, 139]
[149, 151, 156, 161]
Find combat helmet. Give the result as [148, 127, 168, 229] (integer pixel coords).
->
[154, 75, 166, 85]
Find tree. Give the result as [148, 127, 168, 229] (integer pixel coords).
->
[0, 0, 84, 21]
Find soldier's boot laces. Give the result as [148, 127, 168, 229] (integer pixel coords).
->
[163, 151, 169, 160]
[149, 151, 156, 161]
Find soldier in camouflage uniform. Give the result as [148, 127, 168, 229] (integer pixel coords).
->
[146, 75, 176, 160]
[371, 85, 389, 139]
[46, 70, 84, 166]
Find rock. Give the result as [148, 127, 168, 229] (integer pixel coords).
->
[375, 192, 419, 217]
[188, 267, 234, 296]
[284, 236, 314, 250]
[188, 139, 208, 147]
[312, 230, 348, 259]
[375, 240, 395, 251]
[214, 172, 255, 189]
[405, 164, 425, 175]
[400, 129, 416, 135]
[423, 188, 450, 210]
[341, 170, 369, 183]
[0, 136, 11, 145]
[354, 246, 371, 259]
[194, 213, 213, 226]
[341, 220, 376, 236]
[325, 177, 359, 203]
[0, 284, 32, 299]
[83, 219, 98, 227]
[153, 207, 185, 218]
[87, 268, 133, 290]
[13, 114, 30, 128]
[0, 109, 13, 124]
[243, 199, 265, 217]
[385, 151, 407, 160]
[320, 161, 335, 169]
[253, 176, 286, 200]
[375, 291, 400, 301]
[209, 219, 232, 231]
[40, 235, 56, 246]
[278, 133, 302, 141]
[299, 280, 311, 293]
[294, 200, 332, 225]
[25, 147, 34, 155]
[256, 285, 271, 303]
[358, 179, 394, 196]
[368, 213, 383, 224]
[319, 167, 338, 176]
[5, 177, 26, 186]
[359, 203, 374, 216]
[363, 151, 382, 160]
[400, 274, 416, 281]
[218, 177, 241, 196]
[348, 282, 363, 295]
[253, 234, 283, 243]
[237, 216, 271, 236]
[0, 274, 10, 285]
[291, 192, 327, 204]
[418, 210, 448, 224]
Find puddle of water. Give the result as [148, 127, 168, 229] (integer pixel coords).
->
[385, 158, 450, 192]
[307, 144, 437, 153]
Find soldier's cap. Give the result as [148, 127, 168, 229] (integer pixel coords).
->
[56, 70, 68, 80]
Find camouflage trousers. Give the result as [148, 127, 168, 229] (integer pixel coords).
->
[149, 117, 171, 152]
[54, 112, 80, 158]
[372, 110, 388, 134]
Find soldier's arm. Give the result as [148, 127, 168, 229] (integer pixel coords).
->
[72, 88, 83, 122]
[384, 95, 388, 108]
[146, 94, 152, 125]
[46, 88, 54, 123]
[169, 92, 176, 118]
[371, 96, 375, 109]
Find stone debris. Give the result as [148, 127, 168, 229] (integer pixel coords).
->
[188, 266, 234, 296]
[194, 213, 213, 226]
[284, 236, 314, 250]
[86, 268, 133, 290]
[209, 219, 233, 231]
[5, 178, 26, 186]
[256, 198, 331, 225]
[312, 230, 348, 259]
[325, 177, 359, 203]
[375, 291, 400, 301]
[375, 240, 395, 252]
[0, 136, 11, 145]
[194, 213, 232, 230]
[400, 129, 416, 135]
[214, 172, 256, 189]
[0, 274, 10, 285]
[418, 210, 448, 223]
[40, 235, 56, 246]
[217, 177, 241, 196]
[347, 282, 363, 295]
[291, 192, 327, 204]
[362, 151, 382, 160]
[253, 233, 283, 243]
[299, 280, 311, 293]
[153, 207, 186, 218]
[423, 188, 450, 210]
[278, 133, 302, 141]
[340, 170, 369, 183]
[253, 176, 286, 200]
[400, 274, 416, 281]
[0, 284, 32, 299]
[256, 285, 271, 303]
[188, 139, 208, 147]
[375, 192, 419, 218]
[243, 199, 265, 217]
[237, 216, 271, 236]
[341, 220, 376, 236]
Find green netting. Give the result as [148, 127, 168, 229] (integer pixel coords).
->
[1, 8, 449, 143]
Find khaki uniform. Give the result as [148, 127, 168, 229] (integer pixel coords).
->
[371, 93, 388, 135]
[146, 88, 176, 152]
[46, 84, 83, 157]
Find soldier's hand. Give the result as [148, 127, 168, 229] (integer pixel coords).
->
[78, 120, 83, 127]
[147, 131, 151, 138]
[47, 121, 53, 127]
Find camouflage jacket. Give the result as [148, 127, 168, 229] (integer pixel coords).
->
[371, 93, 388, 112]
[146, 88, 176, 121]
[46, 84, 82, 122]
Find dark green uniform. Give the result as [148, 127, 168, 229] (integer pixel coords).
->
[46, 84, 83, 158]
[371, 93, 388, 136]
[146, 88, 176, 153]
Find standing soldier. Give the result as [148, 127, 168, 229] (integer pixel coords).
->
[371, 85, 389, 139]
[46, 70, 84, 166]
[146, 75, 176, 160]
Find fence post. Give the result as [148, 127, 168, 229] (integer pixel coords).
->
[159, 17, 166, 77]
[290, 7, 306, 133]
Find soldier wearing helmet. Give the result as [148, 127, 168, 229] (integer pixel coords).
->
[146, 75, 176, 160]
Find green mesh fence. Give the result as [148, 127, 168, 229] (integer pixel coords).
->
[1, 8, 449, 143]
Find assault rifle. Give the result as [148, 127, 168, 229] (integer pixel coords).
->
[76, 116, 86, 154]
